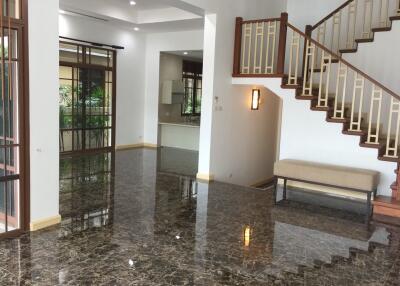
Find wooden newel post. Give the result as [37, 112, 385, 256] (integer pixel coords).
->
[302, 25, 313, 80]
[233, 17, 243, 76]
[277, 12, 288, 76]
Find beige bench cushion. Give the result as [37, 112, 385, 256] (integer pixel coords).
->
[274, 159, 380, 192]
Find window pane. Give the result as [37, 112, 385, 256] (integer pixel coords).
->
[2, 0, 20, 19]
[60, 43, 82, 63]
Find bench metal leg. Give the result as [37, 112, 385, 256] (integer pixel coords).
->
[365, 192, 372, 225]
[273, 177, 278, 204]
[283, 179, 287, 201]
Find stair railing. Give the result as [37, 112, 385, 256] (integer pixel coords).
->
[232, 13, 400, 161]
[311, 0, 400, 56]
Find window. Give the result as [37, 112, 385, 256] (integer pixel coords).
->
[182, 61, 202, 116]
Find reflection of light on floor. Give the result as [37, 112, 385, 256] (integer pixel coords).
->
[244, 226, 251, 247]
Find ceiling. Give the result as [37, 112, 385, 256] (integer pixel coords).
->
[60, 0, 205, 33]
[164, 50, 203, 60]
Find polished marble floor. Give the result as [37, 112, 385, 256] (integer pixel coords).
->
[1, 148, 400, 285]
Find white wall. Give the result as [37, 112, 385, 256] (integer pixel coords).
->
[286, 0, 344, 30]
[233, 77, 396, 196]
[343, 20, 400, 95]
[29, 0, 60, 222]
[59, 14, 147, 147]
[143, 30, 204, 144]
[175, 0, 286, 184]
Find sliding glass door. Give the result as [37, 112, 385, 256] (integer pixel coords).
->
[59, 42, 115, 155]
[0, 0, 29, 237]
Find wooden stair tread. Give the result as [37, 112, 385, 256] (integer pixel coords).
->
[339, 48, 357, 53]
[371, 26, 391, 32]
[390, 15, 400, 21]
[355, 38, 374, 43]
[378, 155, 400, 163]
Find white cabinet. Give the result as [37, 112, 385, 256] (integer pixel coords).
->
[161, 80, 184, 104]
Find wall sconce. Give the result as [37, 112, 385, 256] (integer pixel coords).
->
[251, 89, 260, 110]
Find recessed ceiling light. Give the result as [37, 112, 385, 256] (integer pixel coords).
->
[129, 1, 136, 5]
[133, 27, 140, 31]
[183, 52, 188, 55]
[59, 9, 66, 14]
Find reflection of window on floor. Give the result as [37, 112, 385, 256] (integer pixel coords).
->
[182, 61, 202, 116]
[59, 152, 114, 236]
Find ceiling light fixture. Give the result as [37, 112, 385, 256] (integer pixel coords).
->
[129, 1, 136, 5]
[59, 9, 66, 14]
[183, 52, 188, 55]
[133, 27, 140, 31]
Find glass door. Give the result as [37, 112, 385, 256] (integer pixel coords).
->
[59, 42, 115, 155]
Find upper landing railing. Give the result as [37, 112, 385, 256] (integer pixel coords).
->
[310, 0, 400, 55]
[232, 13, 400, 161]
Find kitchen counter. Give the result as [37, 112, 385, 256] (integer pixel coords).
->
[158, 122, 200, 151]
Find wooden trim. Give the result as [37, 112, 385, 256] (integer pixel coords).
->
[251, 177, 275, 188]
[277, 13, 288, 75]
[29, 214, 61, 231]
[287, 23, 400, 101]
[312, 0, 354, 30]
[196, 173, 214, 182]
[233, 17, 243, 76]
[115, 143, 159, 150]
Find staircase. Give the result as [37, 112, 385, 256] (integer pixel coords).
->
[232, 0, 400, 222]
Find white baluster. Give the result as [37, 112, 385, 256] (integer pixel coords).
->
[317, 51, 332, 108]
[385, 98, 400, 158]
[253, 22, 264, 74]
[348, 74, 365, 131]
[265, 21, 277, 74]
[378, 0, 390, 27]
[241, 23, 252, 74]
[397, 0, 400, 14]
[346, 0, 358, 49]
[333, 62, 348, 117]
[288, 30, 300, 85]
[331, 11, 342, 53]
[315, 22, 326, 69]
[367, 85, 383, 144]
[302, 40, 315, 96]
[362, 0, 373, 39]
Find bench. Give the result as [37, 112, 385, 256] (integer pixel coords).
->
[273, 159, 380, 224]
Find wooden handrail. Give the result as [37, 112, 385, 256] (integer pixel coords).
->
[312, 0, 354, 30]
[287, 23, 400, 101]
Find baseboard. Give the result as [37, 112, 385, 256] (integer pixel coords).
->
[116, 143, 158, 150]
[196, 173, 215, 182]
[30, 215, 61, 232]
[251, 177, 275, 188]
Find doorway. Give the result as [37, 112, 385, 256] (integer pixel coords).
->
[59, 41, 116, 155]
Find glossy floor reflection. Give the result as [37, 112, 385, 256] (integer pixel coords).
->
[1, 148, 400, 285]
